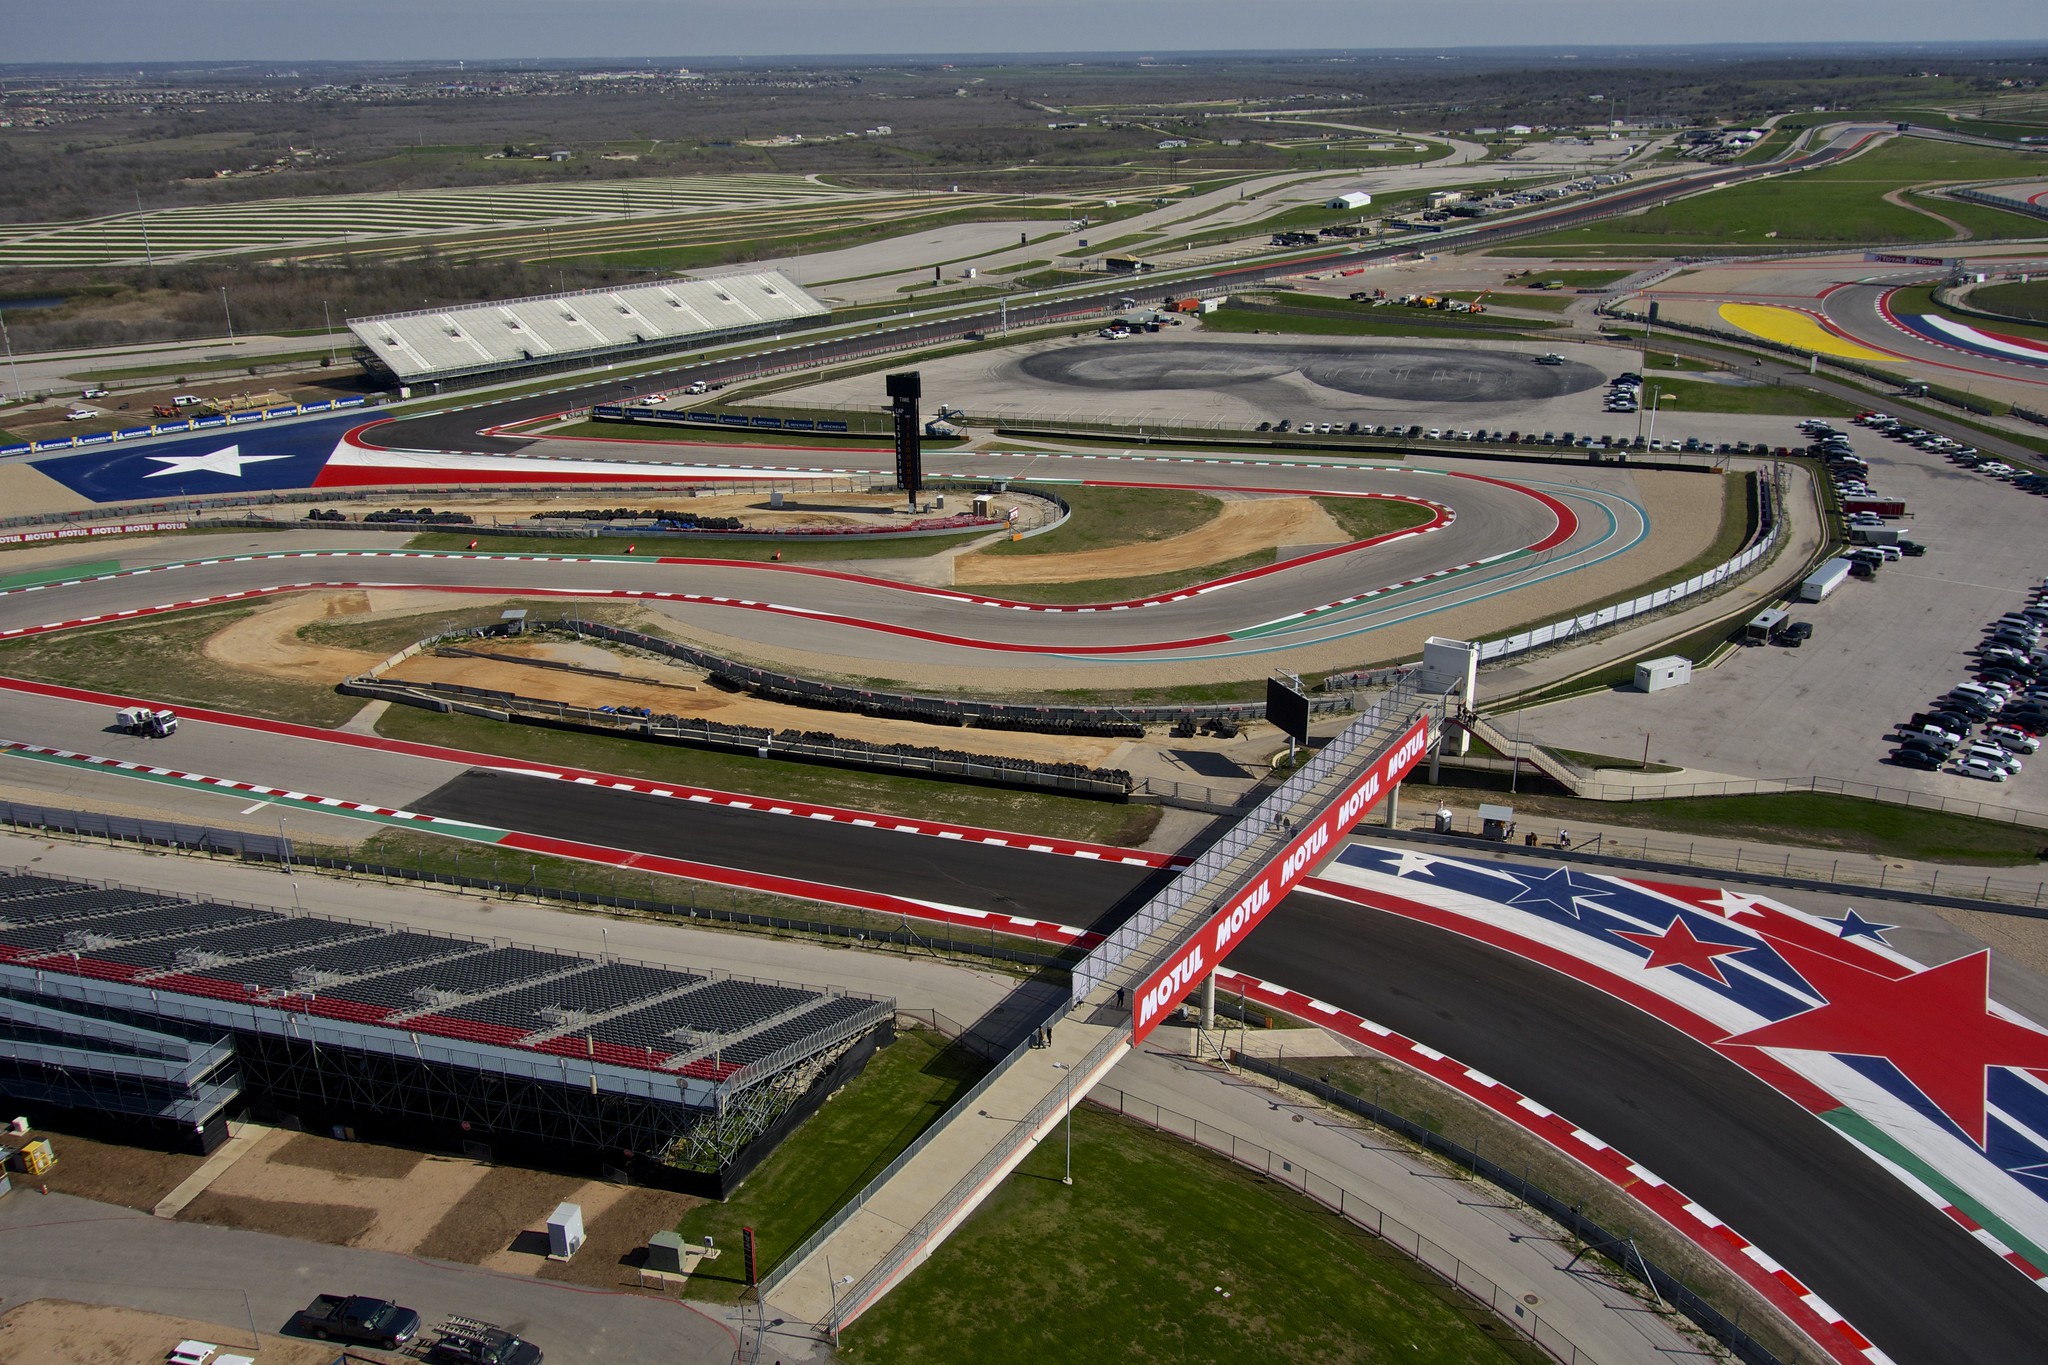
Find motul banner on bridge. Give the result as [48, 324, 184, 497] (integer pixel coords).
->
[1130, 714, 1432, 1044]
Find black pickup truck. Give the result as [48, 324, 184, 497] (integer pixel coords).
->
[288, 1293, 422, 1349]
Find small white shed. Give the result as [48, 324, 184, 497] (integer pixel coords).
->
[1326, 191, 1374, 211]
[548, 1201, 586, 1259]
[1634, 656, 1693, 693]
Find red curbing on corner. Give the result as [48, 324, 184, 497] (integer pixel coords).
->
[1214, 966, 1895, 1365]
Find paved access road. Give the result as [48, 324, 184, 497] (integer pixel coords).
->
[0, 1191, 737, 1365]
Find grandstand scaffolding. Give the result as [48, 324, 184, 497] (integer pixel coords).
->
[0, 870, 890, 1192]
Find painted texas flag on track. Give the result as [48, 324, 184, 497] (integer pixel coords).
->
[1317, 844, 2048, 1287]
[30, 416, 846, 504]
[1888, 313, 2048, 370]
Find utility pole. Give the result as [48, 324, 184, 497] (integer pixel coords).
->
[0, 310, 21, 402]
[221, 286, 235, 343]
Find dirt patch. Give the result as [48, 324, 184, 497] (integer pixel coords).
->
[0, 1300, 337, 1365]
[268, 1129, 424, 1180]
[12, 1125, 204, 1212]
[200, 589, 388, 682]
[0, 464, 92, 518]
[537, 1185, 703, 1289]
[413, 1165, 587, 1265]
[177, 1189, 379, 1246]
[197, 1127, 491, 1254]
[953, 495, 1342, 585]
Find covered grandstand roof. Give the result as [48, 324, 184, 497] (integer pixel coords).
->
[348, 270, 827, 384]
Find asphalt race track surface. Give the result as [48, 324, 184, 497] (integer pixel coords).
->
[1016, 342, 1608, 404]
[1231, 894, 2048, 1365]
[403, 769, 2048, 1360]
[409, 769, 1165, 932]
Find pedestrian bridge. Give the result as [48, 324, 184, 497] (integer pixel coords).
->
[763, 684, 1440, 1335]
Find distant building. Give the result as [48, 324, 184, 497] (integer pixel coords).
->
[1327, 191, 1374, 211]
[1157, 139, 1189, 150]
[1507, 124, 1535, 136]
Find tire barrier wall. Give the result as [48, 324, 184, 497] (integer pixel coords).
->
[340, 677, 1137, 798]
[537, 618, 1347, 729]
[0, 799, 293, 861]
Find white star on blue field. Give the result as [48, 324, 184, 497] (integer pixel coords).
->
[1501, 866, 1616, 920]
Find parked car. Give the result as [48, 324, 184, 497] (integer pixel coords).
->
[1988, 725, 2043, 753]
[1956, 757, 2011, 782]
[289, 1294, 421, 1349]
[1890, 749, 1943, 770]
[426, 1321, 543, 1365]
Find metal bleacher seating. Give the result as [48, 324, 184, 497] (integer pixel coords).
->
[0, 872, 886, 1081]
[6, 903, 274, 958]
[592, 978, 818, 1056]
[443, 961, 698, 1032]
[334, 945, 583, 1013]
[723, 995, 876, 1068]
[0, 874, 72, 900]
[0, 888, 187, 926]
[227, 930, 482, 992]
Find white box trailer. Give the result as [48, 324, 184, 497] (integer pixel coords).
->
[1799, 558, 1853, 602]
[1634, 656, 1693, 692]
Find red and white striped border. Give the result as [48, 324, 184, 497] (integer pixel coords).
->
[1218, 968, 1894, 1365]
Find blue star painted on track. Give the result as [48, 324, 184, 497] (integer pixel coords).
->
[1825, 909, 1896, 943]
[1503, 866, 1615, 920]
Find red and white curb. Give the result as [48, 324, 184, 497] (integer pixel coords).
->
[0, 675, 1172, 872]
[0, 740, 472, 828]
[1217, 968, 1896, 1365]
[0, 738, 1109, 949]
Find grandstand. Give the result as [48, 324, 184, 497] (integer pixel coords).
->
[0, 871, 891, 1193]
[348, 270, 829, 389]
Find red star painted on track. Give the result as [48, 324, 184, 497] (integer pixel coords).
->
[1724, 948, 2048, 1147]
[1612, 917, 1756, 986]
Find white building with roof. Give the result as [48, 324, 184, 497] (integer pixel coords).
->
[349, 270, 828, 388]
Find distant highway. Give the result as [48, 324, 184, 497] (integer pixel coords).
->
[374, 126, 1887, 456]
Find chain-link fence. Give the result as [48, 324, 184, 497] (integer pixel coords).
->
[1235, 1055, 1799, 1365]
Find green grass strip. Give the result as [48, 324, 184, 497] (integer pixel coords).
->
[675, 1026, 992, 1302]
[841, 1104, 1547, 1364]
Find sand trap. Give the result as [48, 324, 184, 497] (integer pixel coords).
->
[954, 495, 1346, 585]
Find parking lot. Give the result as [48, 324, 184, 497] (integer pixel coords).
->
[1519, 415, 2048, 818]
[780, 330, 1817, 454]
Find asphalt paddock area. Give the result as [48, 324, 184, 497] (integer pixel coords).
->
[1015, 340, 1607, 404]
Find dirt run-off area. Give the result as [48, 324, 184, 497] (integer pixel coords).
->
[951, 493, 1345, 584]
[0, 1300, 339, 1365]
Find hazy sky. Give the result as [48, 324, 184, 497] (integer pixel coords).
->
[6, 1, 2047, 63]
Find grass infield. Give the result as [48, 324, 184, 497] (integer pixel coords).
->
[840, 1104, 1546, 1364]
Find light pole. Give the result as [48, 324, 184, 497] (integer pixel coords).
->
[278, 813, 290, 873]
[1643, 385, 1671, 450]
[323, 300, 337, 365]
[0, 309, 21, 402]
[221, 285, 235, 343]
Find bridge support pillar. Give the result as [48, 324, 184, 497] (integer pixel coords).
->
[1200, 971, 1216, 1031]
[1385, 782, 1400, 829]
